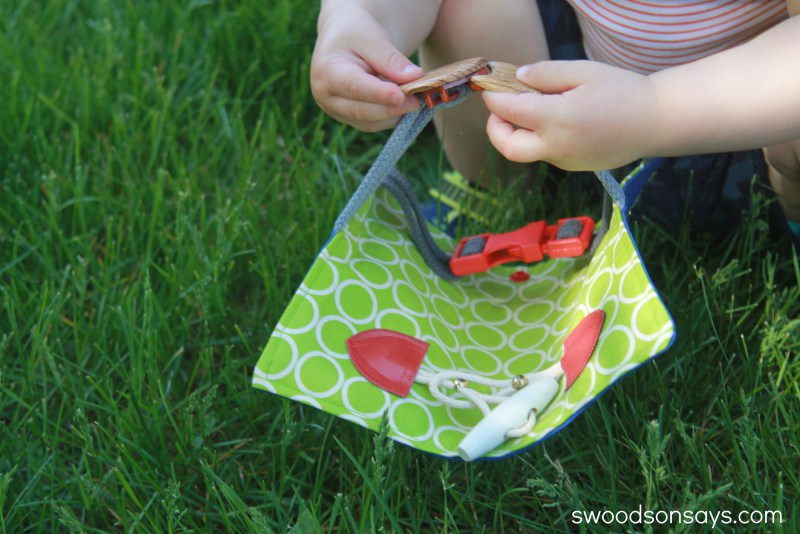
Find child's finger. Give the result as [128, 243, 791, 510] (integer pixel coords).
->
[481, 91, 549, 130]
[516, 60, 598, 94]
[327, 94, 419, 124]
[322, 60, 410, 107]
[359, 43, 424, 85]
[485, 113, 544, 162]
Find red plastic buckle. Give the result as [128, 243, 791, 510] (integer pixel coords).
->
[449, 216, 595, 277]
[419, 67, 489, 109]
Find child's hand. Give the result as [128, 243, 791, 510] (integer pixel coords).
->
[482, 61, 660, 170]
[310, 6, 424, 132]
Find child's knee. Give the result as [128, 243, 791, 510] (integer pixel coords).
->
[421, 0, 549, 69]
[764, 139, 800, 182]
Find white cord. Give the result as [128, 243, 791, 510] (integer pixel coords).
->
[505, 410, 537, 438]
[415, 363, 563, 435]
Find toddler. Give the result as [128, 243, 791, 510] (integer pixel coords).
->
[310, 0, 800, 243]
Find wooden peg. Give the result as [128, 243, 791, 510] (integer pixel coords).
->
[470, 62, 539, 94]
[400, 57, 489, 95]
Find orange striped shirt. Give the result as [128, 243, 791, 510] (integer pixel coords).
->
[567, 0, 789, 73]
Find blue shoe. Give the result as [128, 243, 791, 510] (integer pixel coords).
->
[788, 218, 800, 251]
[768, 199, 800, 253]
[422, 171, 497, 237]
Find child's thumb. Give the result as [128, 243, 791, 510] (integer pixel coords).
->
[517, 60, 595, 94]
[364, 45, 423, 84]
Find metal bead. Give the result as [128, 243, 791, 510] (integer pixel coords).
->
[453, 378, 469, 390]
[511, 375, 528, 390]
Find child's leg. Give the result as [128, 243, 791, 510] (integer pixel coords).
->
[764, 139, 800, 228]
[419, 0, 550, 188]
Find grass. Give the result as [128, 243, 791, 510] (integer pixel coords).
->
[1, 0, 798, 531]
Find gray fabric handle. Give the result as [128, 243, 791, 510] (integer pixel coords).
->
[380, 170, 457, 281]
[333, 87, 472, 234]
[332, 85, 627, 278]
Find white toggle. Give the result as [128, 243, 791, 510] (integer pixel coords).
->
[457, 377, 559, 462]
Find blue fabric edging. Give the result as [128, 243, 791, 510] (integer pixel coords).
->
[622, 158, 666, 210]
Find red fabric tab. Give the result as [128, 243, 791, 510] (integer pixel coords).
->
[346, 329, 429, 397]
[561, 310, 605, 389]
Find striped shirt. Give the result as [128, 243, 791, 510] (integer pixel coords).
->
[567, 0, 789, 73]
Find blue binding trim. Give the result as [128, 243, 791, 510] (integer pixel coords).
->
[622, 158, 666, 211]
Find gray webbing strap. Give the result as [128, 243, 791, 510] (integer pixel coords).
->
[332, 85, 626, 279]
[332, 88, 472, 234]
[380, 169, 457, 281]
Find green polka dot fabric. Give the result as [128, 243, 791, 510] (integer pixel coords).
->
[253, 170, 675, 459]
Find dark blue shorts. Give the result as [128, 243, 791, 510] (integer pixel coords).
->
[535, 0, 770, 233]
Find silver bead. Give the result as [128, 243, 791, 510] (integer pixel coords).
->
[511, 375, 528, 390]
[453, 378, 469, 390]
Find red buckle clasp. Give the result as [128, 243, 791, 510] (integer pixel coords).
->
[449, 216, 596, 276]
[418, 67, 489, 109]
[400, 58, 490, 109]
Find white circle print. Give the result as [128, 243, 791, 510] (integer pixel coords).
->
[334, 279, 379, 325]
